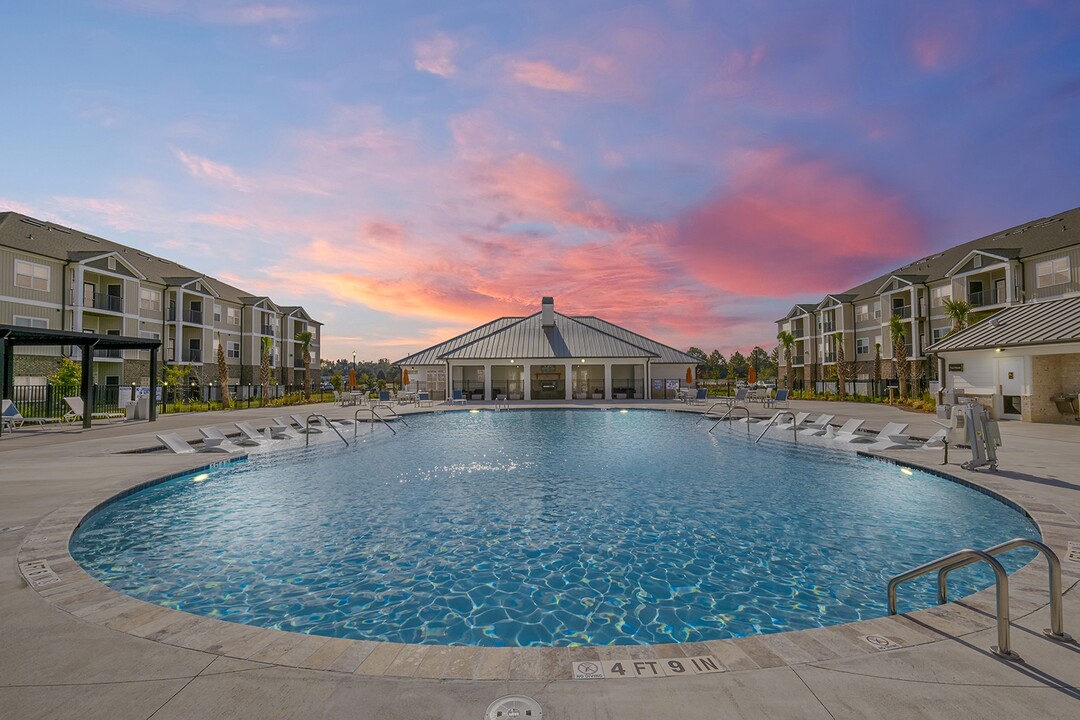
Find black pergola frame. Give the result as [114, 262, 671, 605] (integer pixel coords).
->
[0, 324, 161, 435]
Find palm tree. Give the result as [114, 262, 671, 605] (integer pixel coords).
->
[260, 336, 272, 407]
[889, 314, 910, 400]
[776, 330, 795, 391]
[873, 342, 882, 398]
[216, 333, 231, 410]
[942, 298, 973, 335]
[295, 330, 313, 401]
[834, 332, 847, 400]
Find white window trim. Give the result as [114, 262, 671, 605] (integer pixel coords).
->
[13, 315, 49, 329]
[1036, 257, 1070, 288]
[139, 288, 162, 312]
[14, 259, 51, 292]
[226, 307, 241, 325]
[227, 341, 241, 359]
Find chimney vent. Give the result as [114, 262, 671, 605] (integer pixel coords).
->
[541, 297, 555, 327]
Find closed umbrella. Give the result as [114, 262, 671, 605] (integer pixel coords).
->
[748, 366, 757, 384]
[685, 367, 693, 385]
[402, 368, 410, 389]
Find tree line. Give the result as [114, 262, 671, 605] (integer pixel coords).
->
[685, 346, 779, 380]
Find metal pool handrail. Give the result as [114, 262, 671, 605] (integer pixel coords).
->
[708, 405, 751, 434]
[354, 406, 401, 436]
[755, 411, 798, 444]
[938, 537, 1070, 642]
[305, 413, 349, 448]
[888, 548, 1020, 660]
[697, 401, 736, 424]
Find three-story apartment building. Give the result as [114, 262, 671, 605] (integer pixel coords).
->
[1, 212, 321, 391]
[777, 205, 1080, 394]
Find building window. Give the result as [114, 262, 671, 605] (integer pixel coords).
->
[931, 286, 951, 308]
[139, 331, 161, 341]
[855, 304, 869, 322]
[14, 259, 50, 291]
[214, 304, 222, 322]
[226, 307, 241, 325]
[140, 288, 161, 311]
[872, 301, 881, 319]
[856, 337, 869, 355]
[227, 341, 240, 359]
[932, 327, 949, 343]
[1036, 257, 1070, 288]
[108, 257, 116, 270]
[13, 315, 49, 329]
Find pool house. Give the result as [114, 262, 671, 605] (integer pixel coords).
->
[395, 297, 699, 402]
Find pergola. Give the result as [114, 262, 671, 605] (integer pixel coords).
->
[0, 324, 161, 434]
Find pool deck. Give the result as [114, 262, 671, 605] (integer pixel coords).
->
[2, 399, 1078, 719]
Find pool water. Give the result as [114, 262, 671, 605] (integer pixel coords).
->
[71, 410, 1038, 647]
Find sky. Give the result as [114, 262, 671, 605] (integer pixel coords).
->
[2, 1, 1079, 362]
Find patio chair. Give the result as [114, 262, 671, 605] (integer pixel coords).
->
[450, 389, 467, 405]
[417, 392, 433, 407]
[200, 425, 261, 447]
[798, 414, 835, 438]
[775, 411, 810, 431]
[764, 389, 789, 409]
[689, 388, 708, 405]
[290, 413, 323, 433]
[236, 420, 289, 441]
[157, 432, 239, 454]
[716, 387, 748, 408]
[2, 399, 49, 431]
[273, 415, 298, 431]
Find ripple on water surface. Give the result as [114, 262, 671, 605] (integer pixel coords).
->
[71, 410, 1038, 646]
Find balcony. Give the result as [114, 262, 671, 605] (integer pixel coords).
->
[821, 322, 836, 333]
[166, 308, 205, 324]
[293, 358, 306, 369]
[891, 305, 912, 319]
[72, 291, 124, 313]
[99, 349, 122, 359]
[260, 324, 276, 336]
[968, 289, 1000, 308]
[823, 353, 837, 364]
[791, 354, 805, 366]
[183, 349, 203, 363]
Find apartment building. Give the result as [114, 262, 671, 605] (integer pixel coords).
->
[777, 205, 1080, 402]
[0, 212, 321, 390]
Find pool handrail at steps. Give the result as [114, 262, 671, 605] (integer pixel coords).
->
[354, 405, 408, 437]
[888, 548, 1019, 660]
[304, 413, 349, 448]
[708, 405, 752, 434]
[937, 537, 1071, 642]
[755, 410, 799, 444]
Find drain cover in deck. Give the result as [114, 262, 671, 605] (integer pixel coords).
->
[485, 695, 542, 719]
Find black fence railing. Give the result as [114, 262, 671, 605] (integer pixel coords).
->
[9, 384, 122, 419]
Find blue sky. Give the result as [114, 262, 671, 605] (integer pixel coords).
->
[3, 1, 1079, 360]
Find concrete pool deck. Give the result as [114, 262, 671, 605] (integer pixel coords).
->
[1, 399, 1078, 719]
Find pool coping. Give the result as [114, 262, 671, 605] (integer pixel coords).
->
[15, 408, 1080, 682]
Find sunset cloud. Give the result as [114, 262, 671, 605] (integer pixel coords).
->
[507, 60, 587, 92]
[172, 148, 253, 192]
[414, 32, 458, 77]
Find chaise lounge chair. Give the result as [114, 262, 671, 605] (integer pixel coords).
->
[829, 419, 869, 443]
[450, 389, 467, 405]
[775, 411, 810, 431]
[200, 425, 261, 447]
[2, 399, 49, 431]
[919, 428, 948, 449]
[797, 414, 835, 438]
[290, 413, 323, 433]
[63, 396, 125, 424]
[157, 432, 240, 454]
[236, 420, 291, 441]
[860, 422, 912, 450]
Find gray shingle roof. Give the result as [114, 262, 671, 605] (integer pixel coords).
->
[927, 295, 1080, 352]
[0, 211, 317, 318]
[396, 312, 698, 365]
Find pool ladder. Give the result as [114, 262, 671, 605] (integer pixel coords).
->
[353, 405, 409, 437]
[887, 538, 1070, 661]
[701, 404, 754, 434]
[753, 411, 798, 444]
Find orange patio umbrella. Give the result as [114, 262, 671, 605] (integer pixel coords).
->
[402, 368, 410, 388]
[747, 365, 757, 384]
[685, 366, 693, 385]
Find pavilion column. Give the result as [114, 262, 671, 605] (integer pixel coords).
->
[565, 362, 573, 401]
[81, 343, 94, 429]
[483, 363, 492, 401]
[149, 344, 159, 421]
[604, 362, 612, 400]
[523, 363, 531, 401]
[2, 339, 13, 401]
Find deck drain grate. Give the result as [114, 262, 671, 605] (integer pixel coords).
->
[1066, 541, 1080, 565]
[485, 695, 542, 720]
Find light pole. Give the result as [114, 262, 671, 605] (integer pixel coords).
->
[352, 351, 357, 391]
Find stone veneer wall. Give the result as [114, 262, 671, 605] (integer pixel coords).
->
[13, 354, 61, 378]
[1028, 353, 1080, 424]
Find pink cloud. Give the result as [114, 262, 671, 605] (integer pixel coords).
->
[173, 148, 253, 191]
[104, 1, 308, 26]
[508, 60, 587, 92]
[673, 147, 928, 297]
[414, 32, 458, 77]
[193, 213, 253, 229]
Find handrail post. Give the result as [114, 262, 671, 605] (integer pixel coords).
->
[755, 410, 796, 444]
[938, 538, 1071, 642]
[888, 548, 1020, 660]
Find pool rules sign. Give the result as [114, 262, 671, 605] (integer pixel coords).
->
[572, 656, 723, 680]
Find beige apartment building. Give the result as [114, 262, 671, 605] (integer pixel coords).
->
[0, 212, 321, 392]
[777, 205, 1080, 418]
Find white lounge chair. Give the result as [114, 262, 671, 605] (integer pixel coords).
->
[863, 423, 913, 450]
[920, 428, 948, 449]
[775, 411, 810, 431]
[798, 414, 836, 438]
[2, 399, 48, 431]
[63, 396, 125, 423]
[157, 432, 239, 454]
[830, 419, 869, 443]
[290, 413, 323, 433]
[259, 419, 295, 439]
[201, 425, 261, 447]
[234, 421, 278, 442]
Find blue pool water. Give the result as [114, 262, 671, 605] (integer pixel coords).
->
[71, 410, 1038, 647]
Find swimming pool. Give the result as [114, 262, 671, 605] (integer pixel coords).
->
[71, 409, 1038, 647]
